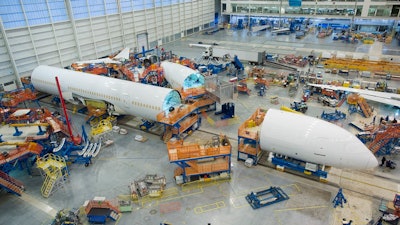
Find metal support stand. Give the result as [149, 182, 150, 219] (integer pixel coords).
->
[37, 126, 46, 135]
[13, 127, 22, 136]
[333, 188, 347, 208]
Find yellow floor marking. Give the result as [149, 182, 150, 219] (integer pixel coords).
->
[280, 183, 302, 197]
[341, 175, 398, 193]
[20, 193, 58, 217]
[194, 201, 225, 214]
[160, 188, 204, 203]
[275, 205, 328, 212]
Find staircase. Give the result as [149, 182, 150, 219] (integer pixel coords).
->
[369, 124, 400, 154]
[369, 139, 389, 154]
[41, 170, 61, 198]
[163, 127, 173, 143]
[37, 154, 68, 198]
[0, 170, 24, 196]
[357, 98, 372, 118]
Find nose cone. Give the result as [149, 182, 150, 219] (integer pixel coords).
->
[365, 152, 379, 169]
[344, 137, 379, 170]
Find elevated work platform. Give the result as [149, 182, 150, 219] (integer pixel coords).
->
[357, 97, 373, 118]
[368, 123, 400, 155]
[158, 105, 201, 142]
[347, 94, 373, 118]
[36, 153, 68, 198]
[237, 108, 267, 165]
[167, 135, 231, 184]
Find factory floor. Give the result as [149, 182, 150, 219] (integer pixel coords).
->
[1, 28, 400, 225]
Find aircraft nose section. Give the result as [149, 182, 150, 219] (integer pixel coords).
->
[365, 153, 379, 169]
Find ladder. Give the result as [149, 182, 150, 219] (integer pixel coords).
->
[41, 170, 60, 198]
[37, 153, 68, 198]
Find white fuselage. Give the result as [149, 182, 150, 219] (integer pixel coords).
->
[260, 109, 378, 169]
[31, 65, 182, 121]
[161, 61, 204, 90]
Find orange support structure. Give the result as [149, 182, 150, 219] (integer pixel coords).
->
[321, 89, 338, 99]
[0, 142, 42, 163]
[120, 65, 135, 82]
[0, 170, 24, 196]
[368, 124, 400, 154]
[167, 135, 231, 183]
[237, 108, 268, 164]
[2, 88, 37, 107]
[357, 97, 373, 118]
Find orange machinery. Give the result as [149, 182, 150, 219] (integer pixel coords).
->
[236, 79, 251, 95]
[167, 135, 231, 184]
[368, 123, 400, 154]
[237, 108, 267, 165]
[1, 88, 37, 108]
[0, 142, 43, 166]
[140, 64, 165, 86]
[157, 104, 200, 142]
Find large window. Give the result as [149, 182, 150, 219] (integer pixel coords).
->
[368, 6, 391, 16]
[0, 2, 26, 28]
[0, 0, 68, 29]
[70, 0, 89, 19]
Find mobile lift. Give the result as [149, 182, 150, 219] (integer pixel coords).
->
[246, 186, 290, 209]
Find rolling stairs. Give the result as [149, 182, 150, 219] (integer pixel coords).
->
[357, 97, 373, 118]
[36, 153, 68, 198]
[0, 170, 24, 196]
[369, 124, 400, 155]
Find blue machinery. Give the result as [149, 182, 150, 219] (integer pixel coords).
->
[321, 110, 346, 121]
[271, 155, 328, 180]
[246, 186, 290, 209]
[332, 188, 347, 208]
[215, 102, 235, 120]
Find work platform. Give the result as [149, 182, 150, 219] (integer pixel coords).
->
[167, 135, 231, 184]
[237, 108, 267, 165]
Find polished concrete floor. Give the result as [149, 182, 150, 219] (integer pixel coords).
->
[0, 28, 400, 225]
